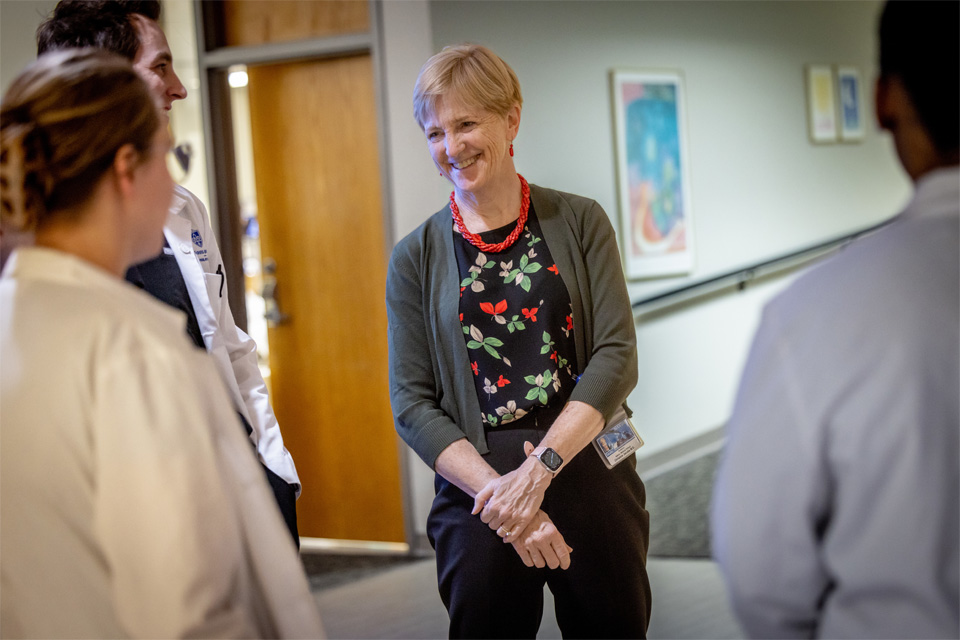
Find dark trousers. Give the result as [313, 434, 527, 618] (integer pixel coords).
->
[427, 408, 651, 639]
[264, 464, 299, 549]
[239, 410, 300, 548]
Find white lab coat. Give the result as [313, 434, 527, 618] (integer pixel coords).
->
[0, 247, 324, 638]
[711, 167, 960, 638]
[166, 185, 300, 493]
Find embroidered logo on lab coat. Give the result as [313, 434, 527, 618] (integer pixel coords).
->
[192, 229, 209, 262]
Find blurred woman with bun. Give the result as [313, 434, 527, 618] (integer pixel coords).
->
[0, 49, 323, 638]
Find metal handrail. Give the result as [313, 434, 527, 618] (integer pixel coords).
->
[632, 217, 897, 317]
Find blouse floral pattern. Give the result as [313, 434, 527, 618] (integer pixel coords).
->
[453, 206, 578, 428]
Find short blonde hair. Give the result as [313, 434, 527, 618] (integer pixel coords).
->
[0, 49, 158, 231]
[413, 44, 523, 129]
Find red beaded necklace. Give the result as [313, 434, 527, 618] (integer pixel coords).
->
[450, 174, 530, 253]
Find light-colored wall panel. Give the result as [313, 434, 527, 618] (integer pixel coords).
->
[1, 1, 57, 94]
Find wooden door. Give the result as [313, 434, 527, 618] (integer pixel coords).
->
[247, 54, 404, 543]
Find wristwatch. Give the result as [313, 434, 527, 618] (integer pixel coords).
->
[531, 446, 563, 475]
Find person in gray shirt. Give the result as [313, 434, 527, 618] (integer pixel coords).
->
[711, 1, 959, 637]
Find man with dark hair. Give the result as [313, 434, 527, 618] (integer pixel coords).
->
[877, 0, 959, 168]
[712, 1, 958, 637]
[36, 1, 302, 544]
[37, 0, 159, 60]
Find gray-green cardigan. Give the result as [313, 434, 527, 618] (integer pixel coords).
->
[386, 184, 638, 469]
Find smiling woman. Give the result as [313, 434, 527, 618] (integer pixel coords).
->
[387, 43, 652, 639]
[422, 95, 520, 220]
[416, 45, 523, 232]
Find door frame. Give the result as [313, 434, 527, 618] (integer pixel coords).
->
[192, 0, 413, 554]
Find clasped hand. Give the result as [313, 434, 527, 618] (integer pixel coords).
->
[471, 441, 552, 541]
[509, 510, 572, 570]
[472, 442, 571, 570]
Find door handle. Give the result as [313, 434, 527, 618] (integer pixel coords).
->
[261, 258, 290, 327]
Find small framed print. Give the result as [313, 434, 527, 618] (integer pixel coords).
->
[806, 64, 838, 144]
[611, 69, 695, 279]
[836, 66, 865, 142]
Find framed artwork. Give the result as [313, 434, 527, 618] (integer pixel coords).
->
[611, 70, 694, 279]
[836, 66, 865, 142]
[806, 64, 838, 143]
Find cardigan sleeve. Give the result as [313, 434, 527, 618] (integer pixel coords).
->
[567, 198, 639, 420]
[386, 234, 469, 469]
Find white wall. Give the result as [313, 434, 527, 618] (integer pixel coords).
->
[381, 1, 451, 243]
[0, 1, 57, 94]
[159, 0, 210, 210]
[383, 0, 913, 535]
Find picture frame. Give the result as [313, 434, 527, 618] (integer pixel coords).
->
[836, 66, 865, 142]
[805, 64, 838, 144]
[611, 70, 694, 279]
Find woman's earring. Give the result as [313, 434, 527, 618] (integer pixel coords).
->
[509, 143, 514, 157]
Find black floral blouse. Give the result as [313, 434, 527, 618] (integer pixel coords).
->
[454, 205, 579, 428]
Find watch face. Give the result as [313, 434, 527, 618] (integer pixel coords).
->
[540, 448, 563, 471]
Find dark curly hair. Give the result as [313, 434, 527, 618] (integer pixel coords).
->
[36, 0, 162, 60]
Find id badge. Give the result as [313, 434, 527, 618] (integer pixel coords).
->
[592, 406, 644, 469]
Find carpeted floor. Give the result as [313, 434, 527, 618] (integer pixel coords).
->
[644, 450, 720, 558]
[302, 553, 423, 591]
